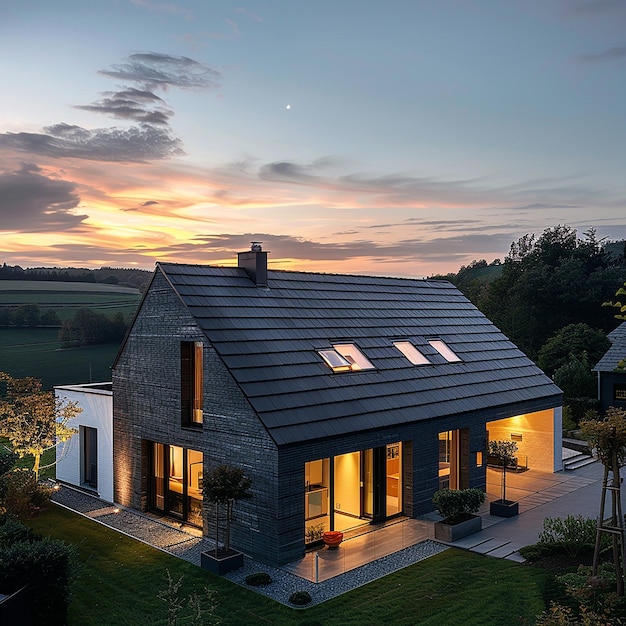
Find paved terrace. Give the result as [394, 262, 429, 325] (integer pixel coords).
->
[50, 457, 609, 606]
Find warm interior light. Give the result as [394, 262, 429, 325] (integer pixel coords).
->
[476, 451, 483, 467]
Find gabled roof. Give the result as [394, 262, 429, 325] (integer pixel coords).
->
[594, 322, 626, 372]
[157, 262, 561, 446]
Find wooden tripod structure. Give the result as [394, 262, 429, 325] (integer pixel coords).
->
[593, 442, 626, 596]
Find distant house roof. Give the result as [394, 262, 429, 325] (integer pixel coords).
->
[157, 262, 561, 447]
[594, 322, 626, 372]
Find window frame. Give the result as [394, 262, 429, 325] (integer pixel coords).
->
[428, 339, 462, 362]
[393, 341, 430, 365]
[181, 341, 203, 427]
[318, 343, 374, 373]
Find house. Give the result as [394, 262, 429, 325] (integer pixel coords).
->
[593, 322, 626, 413]
[112, 245, 562, 566]
[55, 382, 114, 503]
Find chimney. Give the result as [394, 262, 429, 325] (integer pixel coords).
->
[238, 242, 268, 286]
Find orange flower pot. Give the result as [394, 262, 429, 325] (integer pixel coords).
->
[323, 531, 343, 548]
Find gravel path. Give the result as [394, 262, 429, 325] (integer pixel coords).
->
[52, 485, 448, 607]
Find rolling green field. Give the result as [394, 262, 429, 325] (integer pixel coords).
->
[0, 280, 140, 388]
[0, 328, 120, 388]
[0, 280, 141, 322]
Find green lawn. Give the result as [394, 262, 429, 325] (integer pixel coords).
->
[26, 505, 551, 625]
[0, 328, 118, 388]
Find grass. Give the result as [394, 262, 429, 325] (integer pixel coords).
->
[26, 505, 551, 625]
[0, 328, 119, 388]
[0, 280, 141, 321]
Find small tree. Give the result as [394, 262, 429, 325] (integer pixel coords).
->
[0, 373, 80, 479]
[488, 440, 518, 503]
[581, 408, 626, 596]
[202, 464, 252, 556]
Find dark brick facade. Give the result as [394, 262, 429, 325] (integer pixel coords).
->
[113, 270, 558, 566]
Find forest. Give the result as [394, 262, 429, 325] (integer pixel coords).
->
[436, 226, 626, 425]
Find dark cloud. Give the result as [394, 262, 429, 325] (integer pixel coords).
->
[143, 232, 513, 268]
[0, 123, 184, 162]
[577, 45, 626, 63]
[99, 52, 222, 90]
[75, 88, 173, 125]
[0, 163, 86, 232]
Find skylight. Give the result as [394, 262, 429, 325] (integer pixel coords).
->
[428, 339, 461, 362]
[318, 350, 352, 373]
[393, 341, 430, 365]
[333, 344, 374, 370]
[318, 344, 374, 373]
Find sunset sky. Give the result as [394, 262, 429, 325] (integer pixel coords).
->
[1, 0, 625, 278]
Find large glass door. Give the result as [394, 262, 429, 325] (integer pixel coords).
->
[386, 442, 402, 516]
[151, 443, 203, 527]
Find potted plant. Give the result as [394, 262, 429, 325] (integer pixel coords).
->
[488, 440, 519, 517]
[432, 487, 485, 542]
[305, 522, 325, 546]
[201, 464, 252, 575]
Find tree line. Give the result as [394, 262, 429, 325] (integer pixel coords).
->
[0, 262, 151, 292]
[437, 226, 626, 425]
[0, 304, 129, 347]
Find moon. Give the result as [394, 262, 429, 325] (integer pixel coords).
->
[286, 104, 291, 110]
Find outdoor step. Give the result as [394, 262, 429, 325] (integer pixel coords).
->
[483, 543, 518, 558]
[471, 538, 511, 555]
[564, 455, 596, 470]
[505, 552, 526, 563]
[563, 452, 589, 464]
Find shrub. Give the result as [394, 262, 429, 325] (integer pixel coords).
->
[432, 488, 485, 524]
[518, 542, 559, 562]
[0, 516, 42, 548]
[289, 590, 312, 606]
[245, 572, 272, 586]
[0, 537, 75, 626]
[305, 522, 325, 543]
[538, 515, 599, 557]
[1, 469, 52, 518]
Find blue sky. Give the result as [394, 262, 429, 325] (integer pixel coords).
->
[1, 0, 625, 277]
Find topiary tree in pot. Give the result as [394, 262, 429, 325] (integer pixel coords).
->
[488, 440, 519, 517]
[432, 487, 485, 542]
[201, 464, 252, 575]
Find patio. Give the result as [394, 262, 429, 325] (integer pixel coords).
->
[283, 459, 603, 582]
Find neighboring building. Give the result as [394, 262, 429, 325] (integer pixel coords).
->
[55, 382, 114, 503]
[593, 322, 626, 413]
[112, 245, 562, 566]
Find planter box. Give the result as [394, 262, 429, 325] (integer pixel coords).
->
[434, 514, 482, 542]
[490, 499, 519, 517]
[200, 550, 244, 575]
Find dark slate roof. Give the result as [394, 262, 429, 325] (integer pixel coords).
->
[158, 262, 561, 446]
[593, 322, 626, 372]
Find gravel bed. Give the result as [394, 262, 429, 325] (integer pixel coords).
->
[51, 484, 448, 608]
[224, 540, 448, 607]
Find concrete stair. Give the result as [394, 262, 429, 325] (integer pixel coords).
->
[563, 452, 596, 470]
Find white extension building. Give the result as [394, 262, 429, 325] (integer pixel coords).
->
[55, 382, 114, 503]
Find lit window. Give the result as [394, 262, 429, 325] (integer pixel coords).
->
[428, 339, 461, 362]
[333, 344, 374, 370]
[318, 344, 374, 373]
[318, 350, 352, 373]
[181, 341, 203, 426]
[394, 341, 430, 365]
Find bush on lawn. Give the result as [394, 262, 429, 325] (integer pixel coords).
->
[538, 514, 601, 557]
[0, 537, 75, 626]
